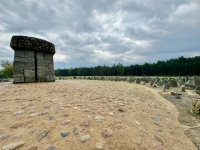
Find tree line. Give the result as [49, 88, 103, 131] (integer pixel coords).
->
[1, 56, 199, 78]
[55, 56, 200, 76]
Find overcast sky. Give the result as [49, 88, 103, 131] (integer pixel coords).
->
[0, 0, 200, 69]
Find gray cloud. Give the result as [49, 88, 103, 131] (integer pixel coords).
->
[0, 0, 200, 69]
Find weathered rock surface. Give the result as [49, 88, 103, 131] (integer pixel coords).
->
[0, 134, 10, 140]
[95, 116, 104, 122]
[152, 115, 162, 121]
[49, 116, 54, 120]
[36, 129, 49, 142]
[10, 35, 56, 83]
[1, 141, 25, 150]
[60, 132, 70, 137]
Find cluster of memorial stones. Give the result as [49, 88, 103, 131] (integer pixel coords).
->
[0, 78, 9, 82]
[63, 75, 200, 115]
[10, 35, 56, 83]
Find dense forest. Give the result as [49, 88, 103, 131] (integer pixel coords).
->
[55, 56, 200, 76]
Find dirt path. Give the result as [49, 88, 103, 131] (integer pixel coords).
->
[0, 80, 197, 150]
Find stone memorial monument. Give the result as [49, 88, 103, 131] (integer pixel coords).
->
[185, 76, 200, 89]
[10, 35, 56, 83]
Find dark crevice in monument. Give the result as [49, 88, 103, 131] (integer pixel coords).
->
[34, 51, 38, 82]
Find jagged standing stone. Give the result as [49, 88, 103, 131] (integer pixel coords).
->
[162, 85, 165, 92]
[181, 85, 185, 92]
[153, 83, 157, 87]
[165, 83, 170, 89]
[175, 93, 181, 99]
[191, 99, 200, 115]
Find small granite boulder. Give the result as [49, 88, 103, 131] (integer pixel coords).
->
[101, 128, 112, 138]
[60, 132, 70, 137]
[80, 134, 90, 143]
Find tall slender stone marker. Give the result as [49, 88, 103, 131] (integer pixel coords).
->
[10, 35, 56, 83]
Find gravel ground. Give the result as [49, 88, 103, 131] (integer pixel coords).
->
[0, 80, 197, 150]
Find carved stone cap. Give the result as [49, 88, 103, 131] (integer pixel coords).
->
[10, 35, 56, 54]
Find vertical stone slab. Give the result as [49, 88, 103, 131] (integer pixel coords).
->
[43, 53, 55, 82]
[13, 74, 24, 83]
